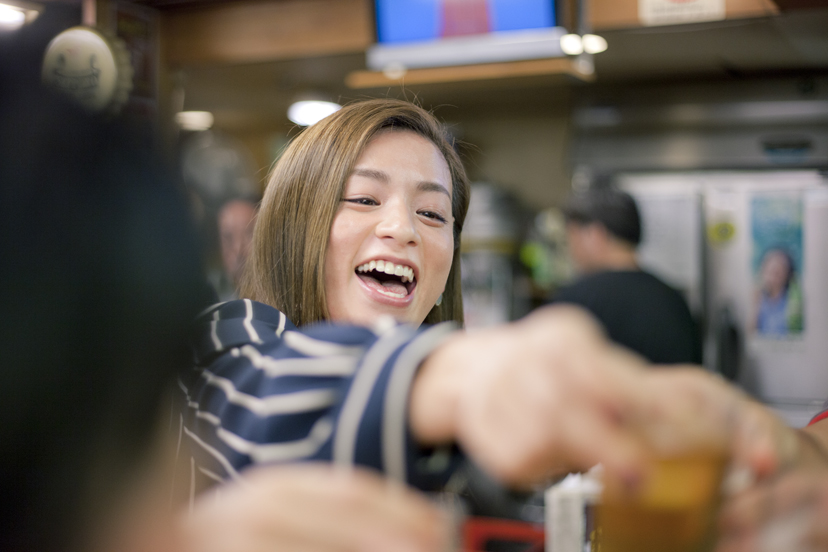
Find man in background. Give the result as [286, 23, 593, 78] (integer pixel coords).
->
[210, 197, 257, 301]
[552, 188, 701, 364]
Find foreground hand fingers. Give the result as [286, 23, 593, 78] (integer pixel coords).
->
[454, 305, 652, 485]
[181, 464, 450, 552]
[632, 368, 742, 456]
[628, 367, 803, 489]
[718, 471, 828, 552]
[732, 402, 800, 480]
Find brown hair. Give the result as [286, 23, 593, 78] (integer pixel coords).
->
[240, 99, 470, 327]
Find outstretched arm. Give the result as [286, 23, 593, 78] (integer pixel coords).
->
[410, 305, 653, 486]
[182, 299, 461, 492]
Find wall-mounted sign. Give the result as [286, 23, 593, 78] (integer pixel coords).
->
[42, 26, 133, 114]
[639, 0, 725, 27]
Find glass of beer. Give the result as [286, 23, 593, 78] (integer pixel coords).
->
[596, 452, 728, 552]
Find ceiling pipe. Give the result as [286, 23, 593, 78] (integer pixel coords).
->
[82, 0, 95, 26]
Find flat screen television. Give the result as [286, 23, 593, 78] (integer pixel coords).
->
[368, 0, 564, 71]
[376, 0, 556, 43]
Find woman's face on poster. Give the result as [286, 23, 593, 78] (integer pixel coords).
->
[760, 250, 791, 296]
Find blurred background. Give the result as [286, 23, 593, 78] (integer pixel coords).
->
[6, 0, 827, 426]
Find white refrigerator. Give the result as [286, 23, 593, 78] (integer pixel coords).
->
[619, 170, 828, 427]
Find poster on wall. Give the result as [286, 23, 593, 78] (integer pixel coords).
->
[750, 194, 804, 339]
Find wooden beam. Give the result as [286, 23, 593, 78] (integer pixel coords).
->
[161, 0, 373, 65]
[727, 0, 779, 18]
[772, 0, 828, 9]
[346, 57, 594, 89]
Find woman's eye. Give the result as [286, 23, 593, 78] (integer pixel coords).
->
[419, 210, 448, 223]
[344, 198, 378, 206]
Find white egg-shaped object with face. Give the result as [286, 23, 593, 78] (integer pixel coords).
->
[42, 27, 119, 112]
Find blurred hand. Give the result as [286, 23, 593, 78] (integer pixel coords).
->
[640, 371, 828, 484]
[732, 399, 802, 480]
[632, 369, 797, 472]
[411, 302, 823, 496]
[179, 464, 450, 552]
[718, 469, 828, 552]
[631, 368, 739, 454]
[411, 305, 652, 487]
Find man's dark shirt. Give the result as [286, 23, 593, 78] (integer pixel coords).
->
[553, 270, 701, 365]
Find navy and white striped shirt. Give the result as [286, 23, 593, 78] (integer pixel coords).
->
[179, 298, 459, 491]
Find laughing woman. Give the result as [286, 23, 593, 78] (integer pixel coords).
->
[243, 100, 467, 329]
[179, 100, 742, 497]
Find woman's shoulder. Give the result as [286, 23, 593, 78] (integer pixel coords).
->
[193, 299, 297, 365]
[198, 298, 290, 326]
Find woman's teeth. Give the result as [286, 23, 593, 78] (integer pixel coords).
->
[376, 288, 406, 299]
[356, 260, 414, 283]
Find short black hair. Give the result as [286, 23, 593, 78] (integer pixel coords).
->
[563, 188, 642, 246]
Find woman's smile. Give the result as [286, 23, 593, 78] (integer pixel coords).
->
[324, 129, 454, 327]
[355, 259, 417, 299]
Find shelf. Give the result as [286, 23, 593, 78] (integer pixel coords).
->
[346, 57, 594, 89]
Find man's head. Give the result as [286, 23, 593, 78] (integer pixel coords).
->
[218, 198, 257, 286]
[563, 188, 642, 274]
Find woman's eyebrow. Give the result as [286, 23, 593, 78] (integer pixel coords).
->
[351, 168, 450, 198]
[352, 167, 388, 183]
[417, 181, 451, 198]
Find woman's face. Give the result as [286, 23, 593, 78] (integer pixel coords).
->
[761, 250, 791, 296]
[324, 129, 454, 327]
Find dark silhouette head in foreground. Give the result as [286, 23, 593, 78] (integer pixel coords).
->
[0, 23, 207, 551]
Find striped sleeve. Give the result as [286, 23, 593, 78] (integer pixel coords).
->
[179, 299, 460, 491]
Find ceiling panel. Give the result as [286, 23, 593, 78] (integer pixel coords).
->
[168, 4, 828, 131]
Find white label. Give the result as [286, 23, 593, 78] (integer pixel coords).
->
[639, 0, 726, 26]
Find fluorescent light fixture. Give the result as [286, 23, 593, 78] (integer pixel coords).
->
[559, 34, 583, 56]
[0, 4, 24, 27]
[175, 111, 214, 131]
[582, 34, 608, 54]
[287, 100, 341, 127]
[0, 1, 39, 31]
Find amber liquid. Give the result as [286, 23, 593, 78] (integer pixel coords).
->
[596, 454, 726, 552]
[595, 501, 718, 552]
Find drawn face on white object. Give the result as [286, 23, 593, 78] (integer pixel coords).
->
[324, 129, 454, 327]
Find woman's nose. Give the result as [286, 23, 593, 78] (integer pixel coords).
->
[376, 201, 418, 245]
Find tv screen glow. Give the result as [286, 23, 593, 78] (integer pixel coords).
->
[376, 0, 557, 44]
